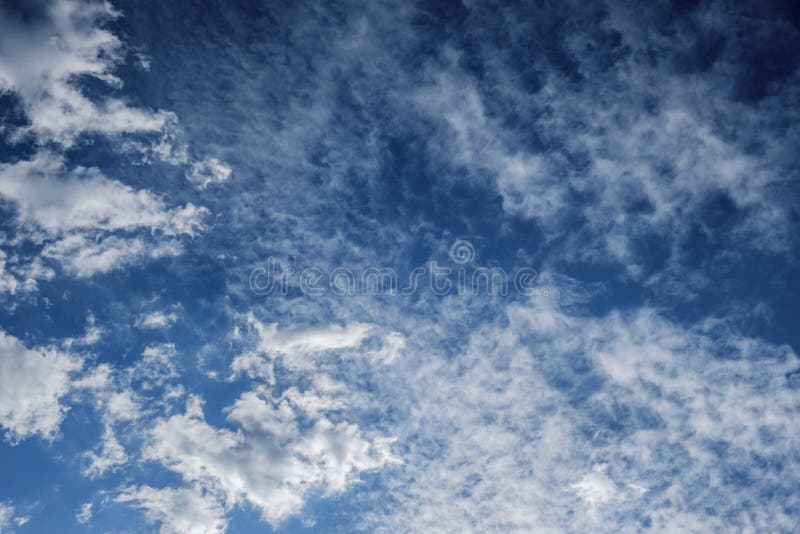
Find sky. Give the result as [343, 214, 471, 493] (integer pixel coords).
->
[0, 0, 799, 532]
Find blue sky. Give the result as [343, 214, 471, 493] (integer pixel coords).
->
[0, 0, 799, 532]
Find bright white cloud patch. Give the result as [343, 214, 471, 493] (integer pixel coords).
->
[232, 316, 377, 375]
[0, 330, 83, 442]
[0, 154, 205, 236]
[0, 153, 206, 276]
[186, 158, 232, 189]
[82, 425, 128, 478]
[0, 0, 214, 282]
[62, 313, 104, 348]
[116, 484, 227, 534]
[136, 311, 179, 330]
[143, 392, 396, 525]
[254, 320, 375, 355]
[570, 465, 618, 509]
[0, 0, 172, 146]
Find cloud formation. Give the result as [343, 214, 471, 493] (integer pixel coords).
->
[367, 294, 800, 532]
[0, 0, 171, 145]
[116, 484, 227, 534]
[0, 330, 83, 442]
[0, 0, 798, 532]
[143, 392, 395, 525]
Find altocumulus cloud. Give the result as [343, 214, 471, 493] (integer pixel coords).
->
[0, 0, 799, 532]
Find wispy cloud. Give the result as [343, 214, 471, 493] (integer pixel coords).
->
[0, 0, 798, 531]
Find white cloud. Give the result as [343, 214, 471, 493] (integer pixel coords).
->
[0, 330, 83, 442]
[537, 86, 791, 266]
[116, 484, 227, 534]
[365, 330, 406, 364]
[0, 249, 56, 295]
[136, 311, 179, 330]
[232, 316, 376, 374]
[186, 158, 232, 189]
[255, 320, 375, 355]
[570, 465, 618, 509]
[415, 69, 566, 222]
[74, 364, 142, 431]
[0, 251, 20, 295]
[75, 502, 93, 525]
[0, 503, 11, 530]
[0, 153, 207, 277]
[0, 0, 172, 146]
[412, 6, 797, 278]
[0, 3, 794, 533]
[82, 425, 128, 478]
[133, 343, 180, 388]
[366, 295, 800, 532]
[62, 313, 104, 349]
[69, 368, 140, 480]
[142, 391, 396, 526]
[0, 154, 205, 237]
[0, 501, 29, 532]
[42, 235, 146, 277]
[0, 0, 215, 282]
[422, 66, 788, 262]
[70, 344, 185, 480]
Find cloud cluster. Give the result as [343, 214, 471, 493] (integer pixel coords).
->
[142, 390, 396, 526]
[413, 0, 799, 280]
[366, 294, 800, 532]
[0, 0, 232, 283]
[26, 310, 401, 530]
[116, 484, 227, 534]
[0, 330, 83, 442]
[0, 0, 171, 145]
[0, 153, 206, 276]
[0, 0, 797, 531]
[0, 501, 29, 532]
[186, 158, 232, 189]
